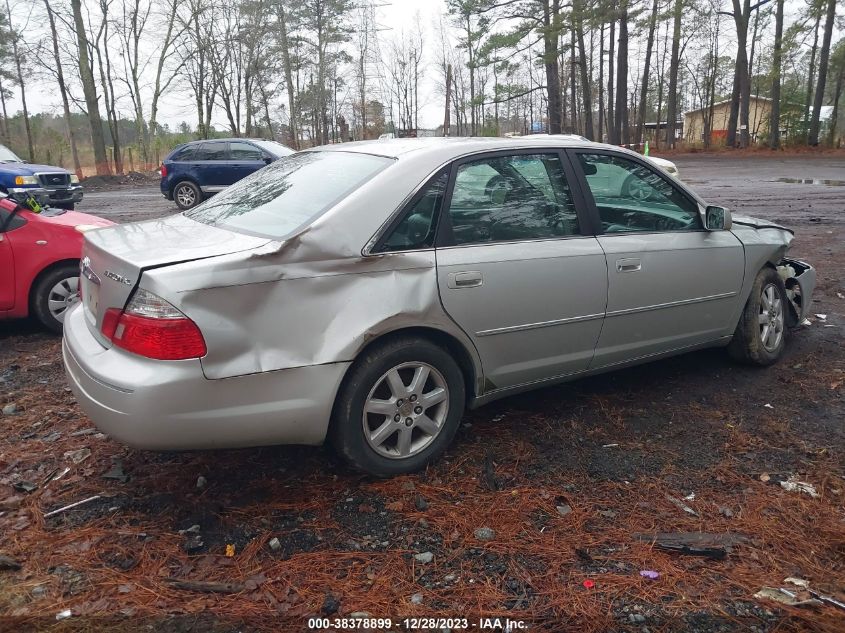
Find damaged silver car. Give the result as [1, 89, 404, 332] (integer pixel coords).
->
[63, 138, 816, 476]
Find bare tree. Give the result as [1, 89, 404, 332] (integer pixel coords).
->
[71, 0, 109, 174]
[43, 0, 81, 177]
[5, 0, 33, 160]
[808, 0, 836, 145]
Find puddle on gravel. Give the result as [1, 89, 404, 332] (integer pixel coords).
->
[774, 178, 845, 186]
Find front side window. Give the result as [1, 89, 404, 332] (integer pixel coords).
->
[577, 153, 701, 233]
[377, 171, 448, 252]
[445, 153, 580, 246]
[185, 151, 393, 239]
[229, 141, 263, 161]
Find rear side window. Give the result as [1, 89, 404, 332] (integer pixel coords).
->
[170, 145, 197, 161]
[193, 142, 228, 161]
[376, 170, 448, 252]
[229, 141, 263, 161]
[185, 151, 393, 239]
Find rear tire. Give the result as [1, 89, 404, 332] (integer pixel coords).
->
[173, 181, 202, 210]
[728, 267, 788, 366]
[31, 264, 80, 334]
[330, 337, 465, 477]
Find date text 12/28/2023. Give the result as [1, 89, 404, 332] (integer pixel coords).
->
[307, 617, 530, 630]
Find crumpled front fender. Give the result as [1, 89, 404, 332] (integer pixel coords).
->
[777, 258, 816, 326]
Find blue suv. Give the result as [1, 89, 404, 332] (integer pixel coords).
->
[160, 138, 294, 210]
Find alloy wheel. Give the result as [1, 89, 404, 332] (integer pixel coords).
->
[362, 362, 450, 459]
[758, 282, 784, 352]
[176, 184, 197, 208]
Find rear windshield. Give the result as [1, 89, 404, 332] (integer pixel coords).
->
[185, 151, 393, 239]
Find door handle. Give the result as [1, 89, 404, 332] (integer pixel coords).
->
[448, 271, 483, 288]
[616, 258, 641, 273]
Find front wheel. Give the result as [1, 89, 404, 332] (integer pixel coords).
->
[728, 267, 788, 366]
[330, 337, 466, 476]
[31, 264, 80, 334]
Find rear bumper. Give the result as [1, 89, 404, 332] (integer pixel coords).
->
[62, 304, 349, 450]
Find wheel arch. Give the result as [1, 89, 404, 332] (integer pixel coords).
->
[341, 326, 481, 407]
[27, 258, 79, 313]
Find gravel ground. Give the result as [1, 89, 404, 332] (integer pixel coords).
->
[1, 153, 844, 632]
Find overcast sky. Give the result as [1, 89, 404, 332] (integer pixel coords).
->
[19, 0, 450, 132]
[13, 0, 841, 134]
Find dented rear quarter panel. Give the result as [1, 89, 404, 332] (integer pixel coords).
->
[141, 151, 485, 388]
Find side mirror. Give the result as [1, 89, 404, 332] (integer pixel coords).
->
[704, 205, 731, 231]
[263, 156, 274, 165]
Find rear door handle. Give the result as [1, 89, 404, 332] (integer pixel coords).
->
[616, 258, 641, 273]
[448, 271, 483, 288]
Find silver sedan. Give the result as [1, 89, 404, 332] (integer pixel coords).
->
[63, 137, 815, 476]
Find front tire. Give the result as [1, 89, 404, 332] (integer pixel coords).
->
[728, 267, 788, 366]
[31, 264, 80, 334]
[173, 181, 202, 210]
[330, 337, 466, 476]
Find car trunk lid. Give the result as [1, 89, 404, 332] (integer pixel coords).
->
[80, 214, 269, 346]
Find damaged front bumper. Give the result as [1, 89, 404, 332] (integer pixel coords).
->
[777, 258, 816, 326]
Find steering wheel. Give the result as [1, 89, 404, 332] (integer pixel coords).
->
[484, 175, 511, 204]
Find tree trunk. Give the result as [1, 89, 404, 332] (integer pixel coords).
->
[808, 0, 836, 146]
[827, 63, 843, 146]
[277, 4, 299, 149]
[615, 2, 629, 146]
[148, 0, 179, 165]
[769, 0, 784, 149]
[598, 22, 604, 142]
[573, 0, 593, 139]
[71, 0, 110, 174]
[94, 6, 123, 174]
[6, 0, 33, 161]
[636, 0, 659, 146]
[607, 18, 615, 143]
[444, 63, 452, 136]
[665, 0, 682, 148]
[44, 0, 82, 178]
[804, 11, 821, 142]
[542, 0, 562, 134]
[0, 75, 8, 143]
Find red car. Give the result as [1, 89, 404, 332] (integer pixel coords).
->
[0, 196, 113, 333]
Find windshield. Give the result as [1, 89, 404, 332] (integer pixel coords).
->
[0, 145, 23, 162]
[251, 140, 295, 157]
[185, 151, 393, 239]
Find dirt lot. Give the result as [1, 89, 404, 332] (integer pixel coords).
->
[1, 153, 844, 632]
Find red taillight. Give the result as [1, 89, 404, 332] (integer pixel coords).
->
[101, 290, 206, 360]
[160, 163, 167, 177]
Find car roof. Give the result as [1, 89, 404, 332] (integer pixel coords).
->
[180, 138, 280, 146]
[310, 136, 635, 161]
